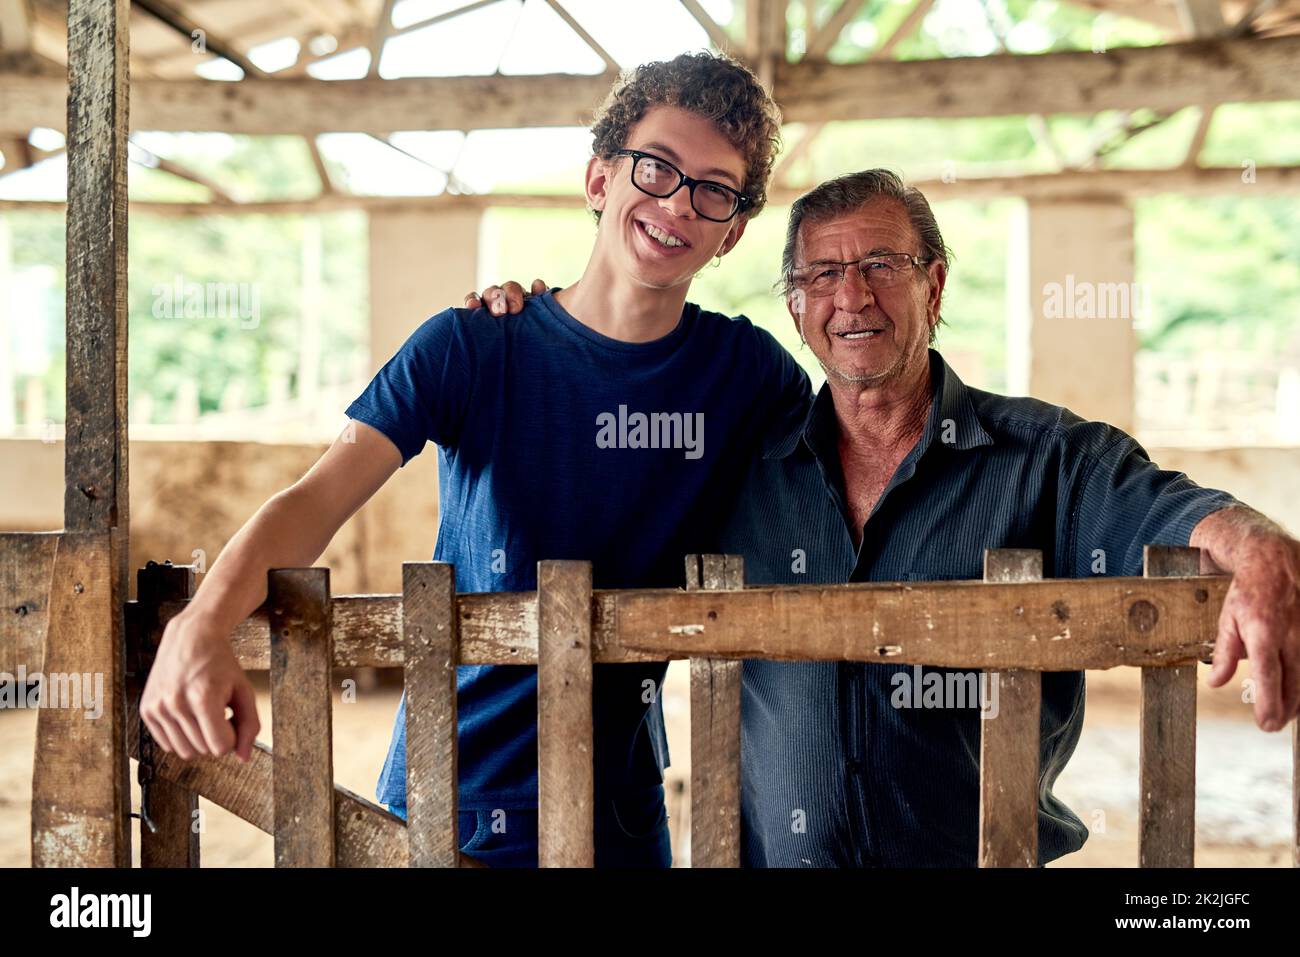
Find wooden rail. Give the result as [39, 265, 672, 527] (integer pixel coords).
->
[103, 545, 1300, 867]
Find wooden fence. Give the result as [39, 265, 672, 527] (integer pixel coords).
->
[92, 544, 1296, 868]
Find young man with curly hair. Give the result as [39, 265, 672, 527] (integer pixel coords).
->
[139, 51, 810, 868]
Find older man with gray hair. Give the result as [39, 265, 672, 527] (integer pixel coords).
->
[718, 168, 1300, 867]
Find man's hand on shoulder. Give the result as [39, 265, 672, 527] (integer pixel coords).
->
[464, 278, 548, 316]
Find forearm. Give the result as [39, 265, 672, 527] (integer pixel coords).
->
[180, 486, 340, 635]
[1189, 505, 1296, 574]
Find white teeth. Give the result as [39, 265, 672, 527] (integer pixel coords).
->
[642, 223, 684, 247]
[841, 331, 879, 340]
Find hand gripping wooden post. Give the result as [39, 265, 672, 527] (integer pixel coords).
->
[537, 560, 595, 867]
[978, 548, 1043, 867]
[268, 567, 335, 867]
[402, 561, 460, 867]
[1139, 545, 1200, 867]
[687, 554, 744, 868]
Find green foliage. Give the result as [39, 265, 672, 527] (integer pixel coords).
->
[1136, 195, 1300, 355]
[2, 209, 366, 426]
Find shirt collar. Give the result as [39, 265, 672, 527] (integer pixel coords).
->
[763, 349, 993, 461]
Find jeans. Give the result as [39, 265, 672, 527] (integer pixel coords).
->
[386, 782, 672, 868]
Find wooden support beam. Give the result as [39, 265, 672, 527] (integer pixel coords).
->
[306, 135, 333, 194]
[401, 562, 460, 868]
[128, 137, 239, 202]
[1231, 0, 1280, 35]
[367, 0, 396, 78]
[1060, 0, 1183, 33]
[773, 0, 935, 186]
[544, 0, 619, 72]
[4, 34, 1300, 132]
[1139, 546, 1199, 868]
[1, 164, 1293, 218]
[977, 549, 1042, 868]
[1182, 104, 1216, 167]
[687, 555, 744, 868]
[746, 0, 786, 89]
[775, 32, 1300, 123]
[1177, 0, 1229, 35]
[536, 560, 594, 867]
[133, 0, 268, 78]
[679, 0, 733, 52]
[803, 0, 867, 60]
[31, 0, 132, 870]
[268, 567, 336, 867]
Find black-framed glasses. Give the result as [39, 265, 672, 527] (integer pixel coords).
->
[613, 149, 751, 223]
[787, 252, 931, 297]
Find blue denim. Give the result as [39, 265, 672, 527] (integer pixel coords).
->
[386, 783, 672, 868]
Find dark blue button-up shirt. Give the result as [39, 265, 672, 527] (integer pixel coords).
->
[718, 349, 1239, 867]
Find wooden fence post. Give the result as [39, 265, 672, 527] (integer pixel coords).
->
[269, 568, 335, 867]
[402, 562, 460, 867]
[537, 560, 594, 867]
[31, 0, 132, 869]
[134, 561, 200, 867]
[978, 548, 1043, 867]
[1140, 545, 1199, 867]
[688, 554, 744, 868]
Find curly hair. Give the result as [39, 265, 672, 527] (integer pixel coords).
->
[589, 51, 782, 221]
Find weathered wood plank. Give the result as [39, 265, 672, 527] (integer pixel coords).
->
[402, 562, 459, 867]
[6, 34, 1300, 132]
[30, 531, 125, 866]
[164, 574, 1229, 670]
[134, 561, 199, 868]
[774, 34, 1300, 121]
[0, 531, 59, 675]
[31, 0, 133, 871]
[978, 549, 1042, 868]
[611, 576, 1227, 669]
[537, 561, 594, 867]
[269, 568, 335, 867]
[1139, 545, 1199, 868]
[689, 555, 743, 868]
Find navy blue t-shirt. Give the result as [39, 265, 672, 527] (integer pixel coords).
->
[345, 290, 811, 810]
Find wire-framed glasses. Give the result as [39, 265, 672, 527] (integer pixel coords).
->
[787, 253, 931, 297]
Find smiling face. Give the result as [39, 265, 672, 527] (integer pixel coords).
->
[586, 104, 750, 293]
[788, 198, 945, 387]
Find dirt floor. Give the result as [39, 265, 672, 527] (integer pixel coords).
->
[0, 660, 1292, 867]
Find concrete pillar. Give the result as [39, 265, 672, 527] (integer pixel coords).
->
[1008, 198, 1138, 432]
[367, 207, 483, 373]
[358, 207, 483, 594]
